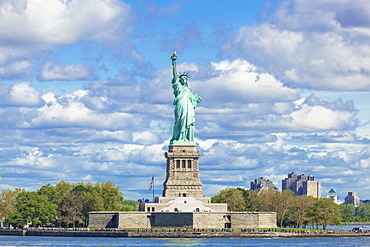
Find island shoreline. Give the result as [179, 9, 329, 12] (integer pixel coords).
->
[1, 229, 370, 238]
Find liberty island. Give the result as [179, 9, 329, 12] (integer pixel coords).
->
[87, 53, 277, 229]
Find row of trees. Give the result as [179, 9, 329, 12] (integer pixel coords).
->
[2, 183, 368, 229]
[0, 181, 138, 228]
[212, 188, 342, 230]
[340, 203, 370, 222]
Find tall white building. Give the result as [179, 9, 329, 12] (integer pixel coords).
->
[327, 188, 342, 204]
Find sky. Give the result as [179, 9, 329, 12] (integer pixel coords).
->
[0, 0, 370, 202]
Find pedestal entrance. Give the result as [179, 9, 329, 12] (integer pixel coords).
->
[162, 145, 203, 197]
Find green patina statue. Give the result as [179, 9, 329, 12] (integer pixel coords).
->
[170, 52, 202, 145]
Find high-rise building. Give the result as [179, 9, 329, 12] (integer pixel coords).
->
[250, 177, 278, 193]
[327, 188, 341, 204]
[282, 172, 321, 198]
[344, 192, 360, 207]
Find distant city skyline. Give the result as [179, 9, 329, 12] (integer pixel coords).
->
[251, 174, 365, 204]
[0, 0, 370, 201]
[250, 177, 279, 193]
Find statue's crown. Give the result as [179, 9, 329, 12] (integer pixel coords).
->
[179, 71, 190, 78]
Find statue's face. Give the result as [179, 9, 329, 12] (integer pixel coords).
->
[180, 76, 188, 85]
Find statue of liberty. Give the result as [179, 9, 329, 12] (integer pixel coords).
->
[170, 52, 202, 145]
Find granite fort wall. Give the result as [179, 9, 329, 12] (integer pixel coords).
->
[256, 212, 278, 228]
[88, 212, 118, 228]
[193, 213, 225, 229]
[88, 211, 277, 229]
[118, 212, 150, 229]
[227, 212, 277, 229]
[150, 213, 193, 228]
[228, 212, 258, 229]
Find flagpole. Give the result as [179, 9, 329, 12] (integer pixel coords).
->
[149, 175, 155, 203]
[152, 176, 155, 203]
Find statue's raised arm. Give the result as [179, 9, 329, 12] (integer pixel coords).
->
[171, 51, 178, 83]
[170, 52, 202, 146]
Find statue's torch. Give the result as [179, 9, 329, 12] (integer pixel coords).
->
[171, 51, 177, 61]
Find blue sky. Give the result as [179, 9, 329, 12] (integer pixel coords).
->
[1, 0, 370, 202]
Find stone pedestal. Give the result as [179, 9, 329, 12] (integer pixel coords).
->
[162, 145, 203, 197]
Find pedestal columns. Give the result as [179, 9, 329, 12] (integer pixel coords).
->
[162, 145, 203, 197]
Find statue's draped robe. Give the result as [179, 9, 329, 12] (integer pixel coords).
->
[171, 78, 198, 143]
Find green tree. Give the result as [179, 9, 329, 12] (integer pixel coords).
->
[53, 181, 73, 206]
[339, 203, 355, 222]
[248, 190, 262, 211]
[51, 181, 74, 226]
[37, 184, 55, 201]
[121, 199, 139, 211]
[267, 190, 295, 227]
[357, 203, 370, 221]
[95, 181, 124, 210]
[236, 187, 253, 211]
[69, 184, 102, 226]
[0, 188, 25, 226]
[59, 190, 83, 227]
[71, 182, 124, 226]
[289, 195, 315, 228]
[308, 198, 341, 230]
[3, 181, 126, 228]
[211, 187, 247, 211]
[7, 191, 58, 227]
[250, 189, 295, 227]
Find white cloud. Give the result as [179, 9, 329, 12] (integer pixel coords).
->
[360, 159, 370, 168]
[0, 81, 44, 106]
[195, 59, 300, 104]
[223, 0, 370, 91]
[0, 0, 133, 73]
[10, 82, 44, 106]
[320, 178, 345, 184]
[0, 61, 32, 78]
[30, 90, 139, 129]
[132, 131, 159, 145]
[196, 94, 357, 136]
[32, 100, 137, 129]
[39, 62, 94, 81]
[80, 174, 94, 181]
[290, 105, 354, 131]
[92, 147, 128, 162]
[0, 0, 132, 47]
[93, 130, 131, 142]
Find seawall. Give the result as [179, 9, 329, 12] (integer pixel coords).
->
[1, 229, 370, 238]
